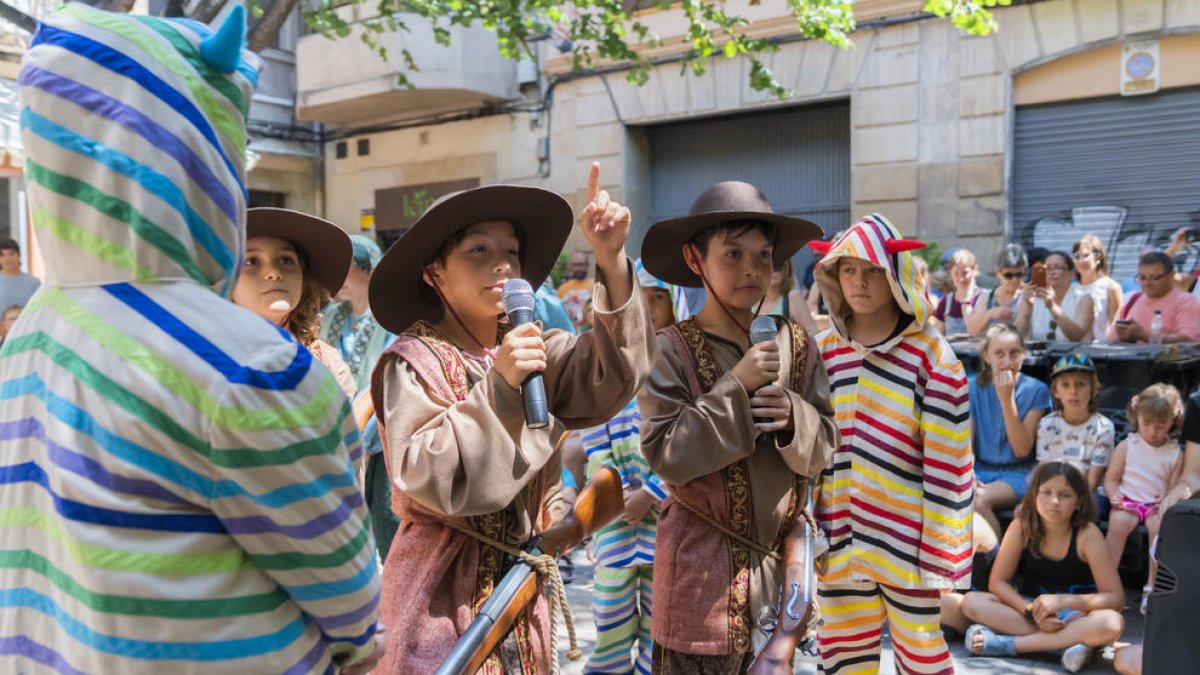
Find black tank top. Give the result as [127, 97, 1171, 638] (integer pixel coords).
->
[1016, 527, 1096, 597]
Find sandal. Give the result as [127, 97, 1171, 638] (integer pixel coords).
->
[965, 624, 1017, 657]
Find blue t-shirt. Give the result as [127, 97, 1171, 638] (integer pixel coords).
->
[970, 374, 1052, 468]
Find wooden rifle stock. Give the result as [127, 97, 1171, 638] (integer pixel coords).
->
[748, 495, 816, 674]
[436, 466, 624, 675]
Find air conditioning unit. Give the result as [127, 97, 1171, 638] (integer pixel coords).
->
[517, 55, 539, 86]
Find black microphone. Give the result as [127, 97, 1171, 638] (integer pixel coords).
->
[749, 315, 780, 442]
[501, 279, 549, 429]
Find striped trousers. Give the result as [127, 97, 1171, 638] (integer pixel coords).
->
[585, 564, 653, 674]
[816, 580, 952, 674]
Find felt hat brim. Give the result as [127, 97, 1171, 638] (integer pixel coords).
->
[368, 184, 573, 334]
[642, 211, 822, 288]
[246, 208, 352, 295]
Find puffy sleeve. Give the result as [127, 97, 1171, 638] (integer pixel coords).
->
[378, 356, 554, 518]
[204, 344, 380, 666]
[1036, 415, 1053, 462]
[916, 334, 974, 589]
[538, 264, 656, 428]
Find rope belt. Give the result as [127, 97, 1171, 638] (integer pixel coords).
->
[444, 520, 582, 675]
[672, 496, 818, 562]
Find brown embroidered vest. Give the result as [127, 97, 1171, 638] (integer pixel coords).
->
[370, 320, 540, 674]
[659, 315, 812, 654]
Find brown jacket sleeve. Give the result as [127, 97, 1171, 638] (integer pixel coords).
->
[639, 333, 760, 486]
[540, 265, 656, 428]
[381, 361, 551, 517]
[775, 350, 837, 478]
[640, 331, 837, 486]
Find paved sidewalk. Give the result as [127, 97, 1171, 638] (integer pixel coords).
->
[554, 550, 1141, 674]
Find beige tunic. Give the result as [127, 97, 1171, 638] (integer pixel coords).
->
[373, 271, 655, 674]
[640, 318, 837, 655]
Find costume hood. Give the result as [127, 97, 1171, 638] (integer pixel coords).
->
[19, 4, 259, 297]
[812, 214, 932, 344]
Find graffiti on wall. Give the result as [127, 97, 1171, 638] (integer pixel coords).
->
[1017, 205, 1200, 283]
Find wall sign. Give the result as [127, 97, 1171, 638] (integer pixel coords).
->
[374, 178, 481, 231]
[1121, 40, 1160, 96]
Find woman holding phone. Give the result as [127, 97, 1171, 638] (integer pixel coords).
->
[1016, 251, 1093, 343]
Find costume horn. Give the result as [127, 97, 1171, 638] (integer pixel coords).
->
[200, 4, 245, 74]
[884, 239, 928, 254]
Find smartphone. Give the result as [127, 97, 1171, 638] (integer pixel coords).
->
[1187, 227, 1200, 242]
[1030, 264, 1047, 288]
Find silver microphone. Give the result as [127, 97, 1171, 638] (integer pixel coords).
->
[750, 316, 780, 442]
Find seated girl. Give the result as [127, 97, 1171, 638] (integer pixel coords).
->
[970, 323, 1052, 555]
[961, 462, 1125, 673]
[1104, 383, 1186, 612]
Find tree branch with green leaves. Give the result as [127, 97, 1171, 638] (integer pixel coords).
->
[303, 0, 1011, 99]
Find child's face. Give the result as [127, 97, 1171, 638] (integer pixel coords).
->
[1035, 475, 1080, 525]
[696, 227, 773, 311]
[950, 261, 976, 289]
[1138, 413, 1172, 446]
[982, 333, 1024, 376]
[1052, 372, 1093, 415]
[424, 220, 521, 323]
[233, 236, 305, 327]
[837, 257, 894, 317]
[642, 287, 674, 331]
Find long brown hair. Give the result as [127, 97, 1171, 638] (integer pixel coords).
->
[285, 272, 330, 347]
[1019, 461, 1096, 557]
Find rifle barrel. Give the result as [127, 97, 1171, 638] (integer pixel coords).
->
[435, 559, 540, 675]
[435, 467, 623, 674]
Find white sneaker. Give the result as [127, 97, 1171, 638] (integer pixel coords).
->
[1062, 643, 1094, 673]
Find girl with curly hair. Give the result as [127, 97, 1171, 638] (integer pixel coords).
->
[233, 208, 357, 398]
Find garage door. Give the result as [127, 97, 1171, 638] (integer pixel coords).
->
[645, 103, 850, 275]
[1012, 87, 1200, 281]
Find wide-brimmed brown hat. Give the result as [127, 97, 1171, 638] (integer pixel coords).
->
[641, 181, 823, 287]
[369, 184, 573, 334]
[246, 208, 352, 294]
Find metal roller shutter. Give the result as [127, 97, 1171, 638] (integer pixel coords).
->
[646, 103, 851, 269]
[1012, 87, 1200, 281]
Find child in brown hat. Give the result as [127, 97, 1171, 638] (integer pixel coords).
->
[367, 164, 655, 673]
[234, 207, 357, 397]
[638, 181, 837, 673]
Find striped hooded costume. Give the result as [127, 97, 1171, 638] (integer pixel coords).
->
[812, 215, 972, 674]
[0, 5, 380, 673]
[579, 260, 671, 675]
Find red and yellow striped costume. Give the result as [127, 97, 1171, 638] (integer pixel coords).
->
[812, 214, 973, 674]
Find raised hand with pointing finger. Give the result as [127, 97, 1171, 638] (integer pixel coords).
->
[579, 162, 635, 307]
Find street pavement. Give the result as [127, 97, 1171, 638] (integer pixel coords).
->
[554, 549, 1142, 674]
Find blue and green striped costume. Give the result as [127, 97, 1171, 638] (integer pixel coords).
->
[582, 400, 666, 675]
[0, 5, 380, 672]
